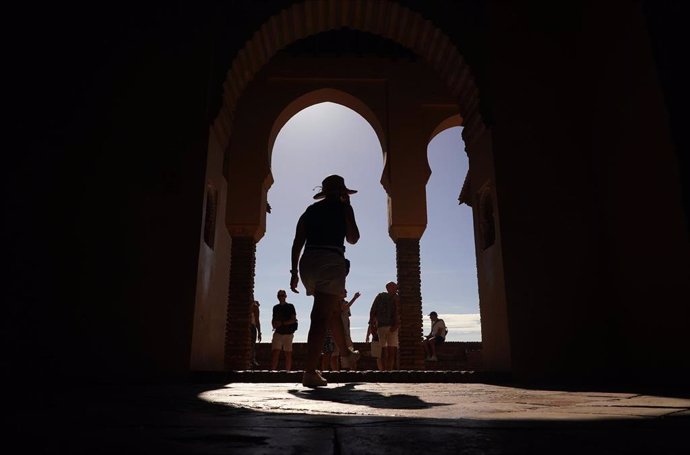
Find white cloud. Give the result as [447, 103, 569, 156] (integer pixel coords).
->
[342, 313, 482, 344]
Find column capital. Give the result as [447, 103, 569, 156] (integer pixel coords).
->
[389, 225, 426, 242]
[228, 225, 264, 242]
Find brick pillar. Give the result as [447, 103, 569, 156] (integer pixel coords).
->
[225, 236, 256, 370]
[395, 238, 425, 370]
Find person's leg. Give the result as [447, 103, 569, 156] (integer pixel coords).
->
[284, 334, 294, 371]
[371, 341, 382, 370]
[285, 351, 293, 371]
[304, 292, 338, 373]
[271, 332, 282, 370]
[326, 295, 350, 356]
[377, 327, 389, 370]
[429, 338, 437, 358]
[423, 339, 430, 358]
[386, 347, 398, 370]
[330, 354, 339, 371]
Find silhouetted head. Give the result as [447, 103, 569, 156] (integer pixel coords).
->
[385, 281, 398, 294]
[277, 290, 287, 302]
[429, 311, 438, 321]
[313, 175, 357, 200]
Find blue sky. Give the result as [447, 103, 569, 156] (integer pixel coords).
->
[254, 102, 480, 343]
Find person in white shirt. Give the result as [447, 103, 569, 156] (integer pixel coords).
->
[423, 311, 447, 361]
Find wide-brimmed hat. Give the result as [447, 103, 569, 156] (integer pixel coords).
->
[313, 175, 357, 200]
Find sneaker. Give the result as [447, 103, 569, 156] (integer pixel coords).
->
[429, 355, 438, 361]
[303, 371, 327, 387]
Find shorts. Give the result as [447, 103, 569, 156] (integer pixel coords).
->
[377, 326, 399, 348]
[431, 336, 445, 346]
[271, 332, 294, 351]
[299, 249, 347, 296]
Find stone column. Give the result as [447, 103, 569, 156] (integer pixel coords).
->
[224, 236, 256, 370]
[224, 141, 271, 370]
[395, 238, 425, 370]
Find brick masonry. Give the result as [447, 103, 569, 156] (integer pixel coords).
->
[225, 236, 256, 370]
[396, 238, 425, 370]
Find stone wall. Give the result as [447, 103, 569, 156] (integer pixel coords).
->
[253, 341, 483, 371]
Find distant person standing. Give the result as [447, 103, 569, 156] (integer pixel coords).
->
[290, 175, 361, 387]
[271, 290, 297, 371]
[423, 311, 447, 361]
[250, 300, 262, 367]
[369, 281, 400, 370]
[339, 289, 361, 370]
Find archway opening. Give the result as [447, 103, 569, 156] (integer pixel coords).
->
[421, 126, 481, 343]
[255, 101, 393, 345]
[204, 2, 494, 372]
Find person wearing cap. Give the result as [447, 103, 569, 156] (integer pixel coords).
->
[423, 311, 447, 361]
[290, 174, 361, 387]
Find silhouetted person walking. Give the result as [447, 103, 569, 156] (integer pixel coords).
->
[290, 175, 361, 387]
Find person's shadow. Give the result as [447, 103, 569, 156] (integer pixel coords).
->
[288, 383, 449, 410]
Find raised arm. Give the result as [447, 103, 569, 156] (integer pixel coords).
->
[343, 199, 360, 245]
[344, 291, 361, 310]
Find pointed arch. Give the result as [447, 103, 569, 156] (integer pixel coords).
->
[429, 114, 463, 143]
[213, 0, 485, 153]
[268, 88, 386, 162]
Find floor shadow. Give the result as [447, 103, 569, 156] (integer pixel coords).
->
[287, 382, 450, 410]
[10, 381, 690, 454]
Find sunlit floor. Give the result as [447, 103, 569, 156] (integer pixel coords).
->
[200, 382, 690, 421]
[12, 380, 690, 454]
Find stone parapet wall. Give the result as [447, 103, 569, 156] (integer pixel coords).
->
[253, 341, 482, 371]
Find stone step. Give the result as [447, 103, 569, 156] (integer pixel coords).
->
[192, 369, 506, 384]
